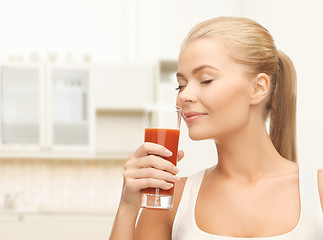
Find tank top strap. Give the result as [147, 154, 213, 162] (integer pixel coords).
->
[187, 169, 206, 199]
[172, 169, 206, 239]
[298, 165, 323, 225]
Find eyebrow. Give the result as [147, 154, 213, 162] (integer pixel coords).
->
[176, 64, 219, 78]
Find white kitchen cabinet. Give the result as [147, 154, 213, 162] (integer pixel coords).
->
[95, 109, 145, 158]
[0, 214, 48, 240]
[94, 64, 155, 157]
[0, 212, 115, 240]
[95, 64, 155, 109]
[46, 64, 95, 151]
[0, 62, 95, 156]
[156, 60, 178, 105]
[0, 63, 44, 149]
[52, 214, 114, 240]
[0, 62, 156, 159]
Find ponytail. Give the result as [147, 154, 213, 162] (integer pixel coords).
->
[269, 50, 297, 162]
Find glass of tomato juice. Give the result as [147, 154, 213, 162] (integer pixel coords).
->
[141, 104, 182, 210]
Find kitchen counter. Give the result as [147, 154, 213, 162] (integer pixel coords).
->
[0, 207, 116, 215]
[0, 150, 129, 161]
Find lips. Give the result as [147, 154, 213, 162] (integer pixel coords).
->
[183, 111, 207, 122]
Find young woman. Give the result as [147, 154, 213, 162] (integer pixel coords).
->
[109, 17, 323, 239]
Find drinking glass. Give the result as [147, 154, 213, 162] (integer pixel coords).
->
[141, 104, 181, 210]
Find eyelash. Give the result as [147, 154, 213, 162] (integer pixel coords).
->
[175, 80, 213, 91]
[201, 79, 213, 85]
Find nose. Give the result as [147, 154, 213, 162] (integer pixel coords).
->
[176, 82, 198, 105]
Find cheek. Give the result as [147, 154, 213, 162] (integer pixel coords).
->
[208, 83, 250, 131]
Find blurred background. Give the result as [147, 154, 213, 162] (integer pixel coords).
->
[0, 0, 323, 239]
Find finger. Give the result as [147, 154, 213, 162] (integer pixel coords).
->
[134, 142, 173, 158]
[136, 178, 174, 191]
[131, 167, 180, 183]
[177, 150, 185, 162]
[124, 155, 179, 175]
[123, 178, 173, 193]
[138, 155, 179, 174]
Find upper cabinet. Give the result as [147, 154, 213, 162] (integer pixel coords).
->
[0, 63, 44, 148]
[95, 64, 155, 110]
[0, 62, 95, 156]
[0, 62, 157, 160]
[156, 60, 178, 105]
[46, 64, 95, 150]
[94, 64, 156, 159]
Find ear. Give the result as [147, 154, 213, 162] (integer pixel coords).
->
[250, 73, 270, 106]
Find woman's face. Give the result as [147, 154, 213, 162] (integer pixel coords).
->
[176, 37, 254, 141]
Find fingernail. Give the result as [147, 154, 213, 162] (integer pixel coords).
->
[167, 183, 174, 188]
[173, 166, 180, 173]
[165, 149, 173, 156]
[173, 175, 180, 181]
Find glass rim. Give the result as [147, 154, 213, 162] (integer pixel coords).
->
[145, 104, 181, 113]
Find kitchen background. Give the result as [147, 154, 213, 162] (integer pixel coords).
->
[0, 0, 323, 239]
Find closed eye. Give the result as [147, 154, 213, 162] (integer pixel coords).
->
[201, 80, 213, 85]
[175, 85, 185, 91]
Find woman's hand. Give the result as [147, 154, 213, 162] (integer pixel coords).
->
[120, 142, 184, 207]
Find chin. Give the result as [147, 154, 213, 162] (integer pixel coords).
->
[188, 130, 212, 141]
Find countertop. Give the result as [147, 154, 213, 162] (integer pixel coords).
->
[0, 207, 116, 215]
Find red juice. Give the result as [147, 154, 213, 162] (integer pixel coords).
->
[142, 128, 180, 196]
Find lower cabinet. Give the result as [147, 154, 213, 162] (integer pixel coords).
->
[0, 212, 115, 240]
[0, 214, 47, 240]
[52, 214, 115, 240]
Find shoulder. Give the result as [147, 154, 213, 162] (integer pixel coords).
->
[317, 169, 323, 211]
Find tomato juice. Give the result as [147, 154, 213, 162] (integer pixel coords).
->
[142, 128, 180, 196]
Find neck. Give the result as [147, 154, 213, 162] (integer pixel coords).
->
[214, 117, 288, 183]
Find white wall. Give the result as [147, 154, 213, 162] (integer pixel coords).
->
[0, 0, 127, 62]
[0, 0, 238, 63]
[131, 0, 238, 62]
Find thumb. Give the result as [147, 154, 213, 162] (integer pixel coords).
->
[177, 150, 185, 162]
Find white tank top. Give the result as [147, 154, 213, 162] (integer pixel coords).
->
[172, 166, 323, 239]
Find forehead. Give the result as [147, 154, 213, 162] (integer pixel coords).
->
[178, 37, 233, 72]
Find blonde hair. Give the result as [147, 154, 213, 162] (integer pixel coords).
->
[183, 17, 297, 162]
